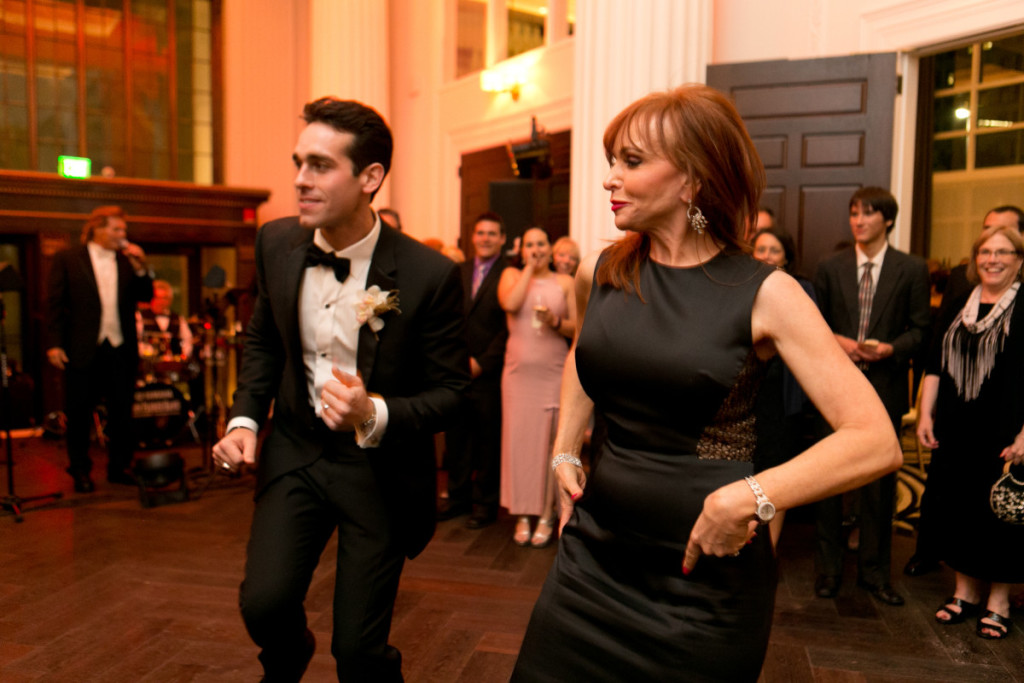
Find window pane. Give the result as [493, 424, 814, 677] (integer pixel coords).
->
[932, 137, 967, 172]
[934, 93, 971, 133]
[508, 2, 545, 58]
[977, 84, 1023, 129]
[934, 46, 972, 91]
[976, 130, 1024, 168]
[981, 35, 1024, 84]
[456, 0, 486, 79]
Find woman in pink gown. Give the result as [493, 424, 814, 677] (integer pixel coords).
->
[499, 228, 577, 547]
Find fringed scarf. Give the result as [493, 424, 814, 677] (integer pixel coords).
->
[941, 282, 1019, 400]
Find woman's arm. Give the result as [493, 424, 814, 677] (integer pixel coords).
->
[683, 270, 902, 570]
[537, 272, 578, 339]
[550, 253, 598, 529]
[915, 374, 940, 449]
[498, 265, 531, 313]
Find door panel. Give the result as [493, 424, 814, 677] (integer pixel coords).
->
[708, 53, 897, 276]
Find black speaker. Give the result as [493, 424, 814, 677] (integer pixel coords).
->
[489, 180, 534, 257]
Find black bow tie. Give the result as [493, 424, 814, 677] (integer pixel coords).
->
[305, 243, 350, 283]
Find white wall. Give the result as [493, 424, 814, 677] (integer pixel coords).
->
[222, 0, 309, 226]
[221, 0, 1024, 254]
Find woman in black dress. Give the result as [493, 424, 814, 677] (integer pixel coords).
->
[919, 224, 1024, 640]
[510, 85, 903, 681]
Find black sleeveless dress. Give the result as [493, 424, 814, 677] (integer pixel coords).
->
[512, 251, 778, 682]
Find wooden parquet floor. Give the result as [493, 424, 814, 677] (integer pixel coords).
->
[1, 436, 1022, 682]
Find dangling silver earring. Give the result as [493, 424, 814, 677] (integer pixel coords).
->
[687, 203, 707, 236]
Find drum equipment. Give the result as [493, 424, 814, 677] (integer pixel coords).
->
[132, 382, 189, 448]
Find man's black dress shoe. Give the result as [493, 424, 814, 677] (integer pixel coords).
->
[437, 501, 470, 521]
[69, 472, 95, 493]
[107, 470, 136, 486]
[465, 507, 497, 529]
[903, 555, 940, 577]
[858, 580, 905, 606]
[815, 575, 840, 599]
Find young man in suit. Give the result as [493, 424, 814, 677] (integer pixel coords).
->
[813, 186, 930, 607]
[45, 206, 154, 493]
[212, 98, 469, 682]
[439, 211, 509, 528]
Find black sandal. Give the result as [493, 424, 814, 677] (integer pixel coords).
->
[935, 596, 981, 625]
[977, 611, 1013, 640]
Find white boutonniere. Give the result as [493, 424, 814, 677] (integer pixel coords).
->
[355, 286, 401, 338]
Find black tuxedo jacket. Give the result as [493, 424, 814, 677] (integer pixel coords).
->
[45, 245, 154, 368]
[229, 217, 470, 557]
[815, 245, 930, 421]
[460, 256, 508, 391]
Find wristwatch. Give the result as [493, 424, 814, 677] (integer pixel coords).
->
[744, 475, 776, 524]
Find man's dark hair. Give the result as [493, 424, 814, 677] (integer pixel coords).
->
[850, 186, 898, 233]
[988, 205, 1024, 232]
[302, 97, 393, 200]
[474, 211, 505, 235]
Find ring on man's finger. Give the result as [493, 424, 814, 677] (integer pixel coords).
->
[731, 551, 741, 557]
[221, 461, 232, 470]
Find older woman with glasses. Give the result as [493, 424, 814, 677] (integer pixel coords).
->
[918, 224, 1024, 640]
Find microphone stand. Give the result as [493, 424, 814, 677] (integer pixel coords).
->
[1, 289, 63, 521]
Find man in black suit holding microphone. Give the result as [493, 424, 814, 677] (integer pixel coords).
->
[213, 97, 469, 682]
[45, 205, 154, 493]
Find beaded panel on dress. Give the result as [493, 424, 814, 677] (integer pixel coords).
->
[696, 349, 767, 463]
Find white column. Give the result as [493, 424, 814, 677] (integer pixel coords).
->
[485, 0, 507, 66]
[570, 0, 711, 256]
[546, 0, 569, 44]
[308, 0, 391, 205]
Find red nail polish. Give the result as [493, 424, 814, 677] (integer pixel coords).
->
[682, 566, 691, 576]
[571, 492, 581, 501]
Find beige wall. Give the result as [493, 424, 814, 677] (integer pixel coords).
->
[221, 0, 1023, 254]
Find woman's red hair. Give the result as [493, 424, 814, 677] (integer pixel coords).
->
[596, 85, 765, 295]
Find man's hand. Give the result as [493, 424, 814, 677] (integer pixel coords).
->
[47, 347, 68, 370]
[321, 367, 373, 432]
[120, 241, 148, 272]
[856, 340, 892, 363]
[834, 334, 863, 362]
[212, 427, 257, 472]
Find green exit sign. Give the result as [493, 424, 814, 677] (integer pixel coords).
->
[58, 156, 91, 179]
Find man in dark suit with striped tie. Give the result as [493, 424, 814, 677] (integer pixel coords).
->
[440, 211, 509, 528]
[813, 187, 930, 607]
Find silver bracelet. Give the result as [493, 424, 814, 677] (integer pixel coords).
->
[551, 453, 583, 471]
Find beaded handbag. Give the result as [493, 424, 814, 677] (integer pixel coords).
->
[990, 463, 1024, 525]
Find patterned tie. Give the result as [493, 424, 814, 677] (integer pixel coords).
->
[305, 243, 351, 283]
[472, 262, 486, 298]
[856, 262, 873, 370]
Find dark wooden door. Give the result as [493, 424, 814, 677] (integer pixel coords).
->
[708, 53, 898, 276]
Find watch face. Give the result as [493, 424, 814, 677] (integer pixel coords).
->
[757, 501, 776, 523]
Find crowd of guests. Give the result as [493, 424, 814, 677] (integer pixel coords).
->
[41, 89, 1023, 680]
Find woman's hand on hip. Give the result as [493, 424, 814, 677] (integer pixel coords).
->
[553, 462, 586, 533]
[682, 483, 759, 576]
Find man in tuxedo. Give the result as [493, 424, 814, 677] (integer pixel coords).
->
[439, 211, 509, 528]
[45, 205, 154, 493]
[213, 97, 469, 682]
[137, 279, 194, 359]
[813, 186, 930, 607]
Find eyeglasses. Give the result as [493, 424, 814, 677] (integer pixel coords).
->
[977, 249, 1020, 259]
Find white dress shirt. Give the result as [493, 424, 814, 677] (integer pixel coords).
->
[87, 241, 123, 347]
[855, 241, 888, 298]
[229, 217, 389, 448]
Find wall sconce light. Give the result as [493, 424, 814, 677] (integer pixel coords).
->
[480, 61, 530, 101]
